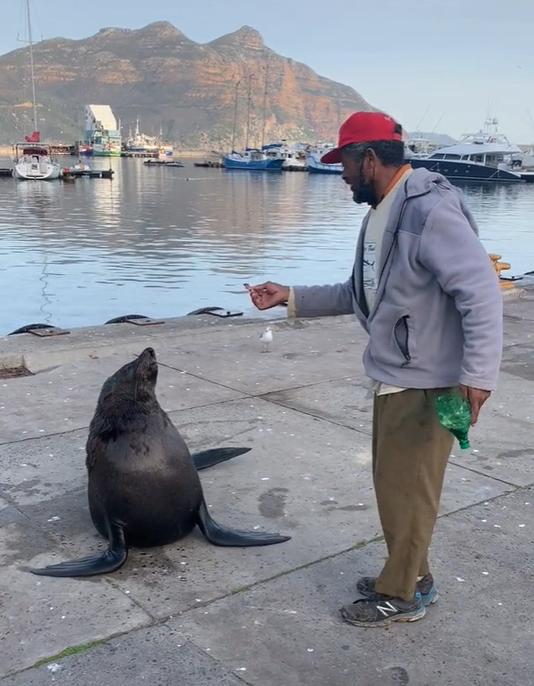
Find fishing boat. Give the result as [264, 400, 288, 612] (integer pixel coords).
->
[84, 105, 122, 157]
[305, 143, 343, 174]
[123, 120, 173, 158]
[123, 119, 158, 154]
[222, 149, 284, 171]
[11, 0, 62, 181]
[77, 142, 93, 157]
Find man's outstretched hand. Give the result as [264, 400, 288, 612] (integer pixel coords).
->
[247, 282, 290, 310]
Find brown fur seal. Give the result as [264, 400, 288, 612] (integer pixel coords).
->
[29, 347, 290, 577]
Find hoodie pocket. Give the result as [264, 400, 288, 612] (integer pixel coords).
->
[368, 304, 417, 368]
[394, 315, 412, 365]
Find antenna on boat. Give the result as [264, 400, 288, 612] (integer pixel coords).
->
[431, 113, 444, 134]
[414, 106, 430, 134]
[25, 0, 38, 130]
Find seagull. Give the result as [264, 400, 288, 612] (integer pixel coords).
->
[260, 326, 273, 353]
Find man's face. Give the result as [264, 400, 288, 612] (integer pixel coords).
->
[340, 148, 378, 206]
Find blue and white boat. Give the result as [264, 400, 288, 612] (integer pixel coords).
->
[305, 143, 343, 174]
[222, 148, 284, 171]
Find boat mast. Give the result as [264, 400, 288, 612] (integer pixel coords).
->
[25, 0, 38, 131]
[260, 58, 270, 149]
[231, 79, 240, 152]
[244, 73, 254, 150]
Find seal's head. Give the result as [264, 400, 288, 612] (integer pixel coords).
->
[97, 347, 159, 412]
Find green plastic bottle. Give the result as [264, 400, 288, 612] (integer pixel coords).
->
[434, 389, 472, 450]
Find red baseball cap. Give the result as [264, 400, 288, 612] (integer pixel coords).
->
[320, 111, 403, 164]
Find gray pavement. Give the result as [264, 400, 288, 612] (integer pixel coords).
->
[0, 287, 533, 685]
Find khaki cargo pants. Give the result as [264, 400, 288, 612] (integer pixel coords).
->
[372, 389, 454, 601]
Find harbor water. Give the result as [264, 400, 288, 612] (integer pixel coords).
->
[0, 156, 533, 335]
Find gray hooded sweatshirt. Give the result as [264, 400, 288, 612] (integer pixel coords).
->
[291, 168, 503, 391]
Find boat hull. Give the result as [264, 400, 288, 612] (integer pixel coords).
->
[92, 146, 121, 157]
[409, 158, 524, 183]
[223, 156, 284, 171]
[305, 155, 342, 174]
[13, 161, 61, 180]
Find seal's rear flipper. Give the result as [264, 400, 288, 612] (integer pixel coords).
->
[26, 521, 128, 578]
[192, 447, 251, 471]
[196, 499, 291, 547]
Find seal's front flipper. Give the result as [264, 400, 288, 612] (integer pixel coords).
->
[191, 446, 251, 471]
[196, 499, 291, 547]
[27, 521, 128, 578]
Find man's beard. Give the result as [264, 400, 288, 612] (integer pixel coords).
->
[351, 160, 378, 206]
[352, 178, 378, 206]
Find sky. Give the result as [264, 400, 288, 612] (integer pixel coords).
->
[2, 0, 533, 142]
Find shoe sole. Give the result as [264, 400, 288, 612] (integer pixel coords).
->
[340, 606, 426, 628]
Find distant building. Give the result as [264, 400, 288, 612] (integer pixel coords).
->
[84, 105, 121, 156]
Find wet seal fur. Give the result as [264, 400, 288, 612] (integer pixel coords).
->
[29, 347, 290, 577]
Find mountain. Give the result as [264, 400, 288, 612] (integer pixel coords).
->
[0, 22, 376, 147]
[408, 131, 457, 146]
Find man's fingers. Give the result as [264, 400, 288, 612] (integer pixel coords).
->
[249, 282, 270, 292]
[469, 389, 490, 426]
[470, 399, 481, 426]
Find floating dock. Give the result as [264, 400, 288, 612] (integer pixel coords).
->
[194, 160, 224, 168]
[63, 168, 114, 179]
[0, 167, 113, 180]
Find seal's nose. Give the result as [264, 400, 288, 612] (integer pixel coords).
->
[143, 347, 155, 357]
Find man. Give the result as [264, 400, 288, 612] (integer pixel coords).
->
[248, 111, 503, 628]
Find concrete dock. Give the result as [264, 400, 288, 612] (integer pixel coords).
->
[0, 286, 533, 685]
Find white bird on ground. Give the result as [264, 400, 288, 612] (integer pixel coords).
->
[260, 326, 273, 353]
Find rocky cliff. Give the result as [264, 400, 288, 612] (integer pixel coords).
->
[0, 21, 376, 147]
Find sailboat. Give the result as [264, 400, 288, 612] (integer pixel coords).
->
[12, 0, 62, 180]
[222, 73, 283, 171]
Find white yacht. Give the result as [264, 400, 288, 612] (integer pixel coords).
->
[409, 119, 533, 183]
[13, 141, 62, 180]
[263, 140, 307, 170]
[11, 1, 62, 181]
[305, 142, 343, 174]
[404, 135, 441, 159]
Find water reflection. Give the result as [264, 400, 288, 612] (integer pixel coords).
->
[0, 157, 533, 334]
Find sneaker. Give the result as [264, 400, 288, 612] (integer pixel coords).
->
[356, 573, 438, 606]
[340, 592, 426, 627]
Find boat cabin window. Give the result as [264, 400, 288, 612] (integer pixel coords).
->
[431, 153, 445, 159]
[443, 154, 461, 160]
[484, 154, 504, 168]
